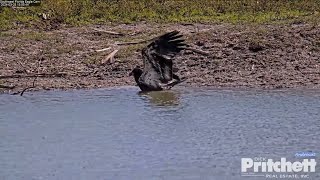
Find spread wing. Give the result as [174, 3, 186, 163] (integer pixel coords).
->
[141, 31, 186, 83]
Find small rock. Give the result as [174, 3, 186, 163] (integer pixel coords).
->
[195, 41, 205, 46]
[226, 43, 235, 48]
[232, 46, 243, 50]
[15, 69, 26, 74]
[249, 42, 264, 52]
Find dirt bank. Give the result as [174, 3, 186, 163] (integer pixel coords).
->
[0, 23, 319, 94]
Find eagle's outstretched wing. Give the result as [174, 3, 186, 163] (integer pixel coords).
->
[141, 31, 186, 83]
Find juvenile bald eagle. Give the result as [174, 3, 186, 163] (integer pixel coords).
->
[129, 31, 186, 91]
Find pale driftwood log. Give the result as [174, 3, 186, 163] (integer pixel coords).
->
[92, 28, 124, 36]
[95, 47, 111, 52]
[101, 50, 119, 64]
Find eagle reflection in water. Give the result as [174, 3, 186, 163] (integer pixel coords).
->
[139, 90, 180, 107]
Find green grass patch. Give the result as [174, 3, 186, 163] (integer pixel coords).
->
[16, 31, 48, 41]
[0, 31, 12, 37]
[0, 0, 319, 30]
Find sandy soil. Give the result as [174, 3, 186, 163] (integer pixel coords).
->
[0, 22, 319, 94]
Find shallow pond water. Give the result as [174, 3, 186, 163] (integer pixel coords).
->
[0, 87, 319, 180]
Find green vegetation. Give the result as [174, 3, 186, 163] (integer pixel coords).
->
[16, 31, 49, 41]
[0, 0, 319, 30]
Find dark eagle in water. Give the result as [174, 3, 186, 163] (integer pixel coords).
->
[129, 31, 186, 91]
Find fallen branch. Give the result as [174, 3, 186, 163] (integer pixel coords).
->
[0, 72, 68, 79]
[20, 87, 34, 96]
[115, 39, 151, 46]
[0, 84, 15, 89]
[101, 49, 119, 64]
[92, 28, 124, 36]
[185, 47, 211, 56]
[95, 47, 111, 52]
[0, 71, 96, 79]
[301, 71, 320, 74]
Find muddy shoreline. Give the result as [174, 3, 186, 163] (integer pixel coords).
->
[0, 23, 319, 94]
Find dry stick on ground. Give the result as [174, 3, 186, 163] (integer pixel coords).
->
[91, 28, 125, 36]
[0, 71, 94, 79]
[185, 47, 211, 57]
[115, 39, 152, 46]
[0, 72, 68, 79]
[101, 49, 119, 64]
[95, 47, 111, 52]
[0, 84, 16, 89]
